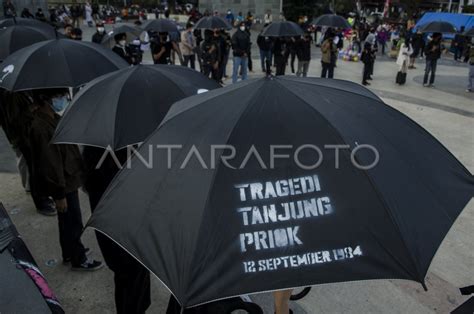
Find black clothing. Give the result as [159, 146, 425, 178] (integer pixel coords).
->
[296, 38, 311, 62]
[231, 29, 250, 57]
[152, 41, 172, 64]
[92, 32, 106, 44]
[257, 35, 273, 51]
[273, 38, 289, 76]
[21, 9, 34, 18]
[424, 40, 441, 60]
[112, 45, 133, 65]
[83, 147, 151, 314]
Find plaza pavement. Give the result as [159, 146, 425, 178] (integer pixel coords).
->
[0, 23, 472, 313]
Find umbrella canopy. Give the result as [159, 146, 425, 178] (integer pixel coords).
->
[193, 16, 232, 30]
[463, 27, 474, 37]
[0, 25, 56, 61]
[88, 76, 473, 308]
[142, 19, 178, 32]
[52, 65, 221, 149]
[100, 25, 143, 48]
[419, 21, 456, 33]
[0, 203, 64, 313]
[0, 17, 54, 30]
[261, 21, 304, 37]
[312, 14, 351, 29]
[0, 39, 128, 91]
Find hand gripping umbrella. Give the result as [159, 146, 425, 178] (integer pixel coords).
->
[142, 19, 179, 33]
[0, 39, 128, 91]
[194, 16, 232, 30]
[261, 21, 304, 37]
[88, 76, 473, 308]
[52, 65, 221, 150]
[419, 21, 456, 33]
[0, 25, 56, 61]
[312, 14, 351, 29]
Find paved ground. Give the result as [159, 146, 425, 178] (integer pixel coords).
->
[0, 23, 473, 313]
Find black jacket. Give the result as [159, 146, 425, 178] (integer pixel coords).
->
[231, 30, 250, 57]
[92, 32, 106, 44]
[424, 40, 441, 60]
[29, 111, 84, 200]
[257, 35, 273, 51]
[296, 38, 311, 61]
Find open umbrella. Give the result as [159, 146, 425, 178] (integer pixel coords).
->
[194, 16, 232, 30]
[463, 27, 474, 37]
[52, 65, 220, 149]
[0, 39, 128, 91]
[312, 14, 351, 29]
[142, 19, 179, 33]
[100, 25, 143, 48]
[0, 203, 64, 313]
[0, 25, 56, 61]
[261, 21, 303, 37]
[419, 21, 456, 33]
[0, 17, 54, 30]
[88, 76, 473, 308]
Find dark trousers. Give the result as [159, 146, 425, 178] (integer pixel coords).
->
[259, 49, 272, 72]
[183, 54, 195, 70]
[290, 49, 296, 73]
[362, 63, 371, 83]
[275, 58, 286, 76]
[89, 190, 151, 314]
[321, 62, 334, 78]
[423, 59, 437, 85]
[203, 64, 219, 82]
[58, 190, 86, 266]
[247, 50, 253, 71]
[454, 46, 464, 61]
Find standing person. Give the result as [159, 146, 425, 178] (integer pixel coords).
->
[231, 22, 251, 83]
[70, 5, 81, 28]
[82, 147, 151, 314]
[377, 26, 388, 55]
[221, 30, 232, 79]
[453, 27, 466, 62]
[212, 28, 226, 83]
[21, 7, 34, 18]
[152, 32, 181, 65]
[193, 28, 203, 71]
[288, 37, 297, 73]
[92, 23, 106, 44]
[245, 26, 253, 73]
[29, 88, 103, 271]
[112, 33, 133, 64]
[296, 33, 311, 77]
[225, 9, 234, 25]
[85, 2, 93, 27]
[3, 0, 16, 17]
[320, 31, 337, 78]
[35, 8, 46, 22]
[180, 23, 197, 69]
[264, 10, 273, 24]
[423, 32, 442, 87]
[245, 11, 254, 29]
[361, 42, 374, 86]
[201, 30, 219, 81]
[466, 44, 474, 93]
[257, 28, 273, 73]
[396, 37, 413, 85]
[273, 37, 289, 76]
[409, 30, 423, 69]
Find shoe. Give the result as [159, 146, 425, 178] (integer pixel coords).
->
[367, 77, 373, 80]
[428, 84, 435, 88]
[71, 259, 103, 271]
[362, 81, 370, 86]
[63, 248, 92, 264]
[37, 206, 57, 216]
[466, 89, 472, 93]
[423, 83, 428, 87]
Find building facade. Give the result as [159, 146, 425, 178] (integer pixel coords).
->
[198, 0, 281, 20]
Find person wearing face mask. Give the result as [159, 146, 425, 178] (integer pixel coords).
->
[231, 22, 251, 83]
[29, 88, 103, 272]
[225, 9, 234, 26]
[152, 32, 181, 65]
[92, 23, 106, 44]
[113, 33, 134, 65]
[180, 23, 197, 69]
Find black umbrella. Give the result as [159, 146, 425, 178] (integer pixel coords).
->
[261, 21, 304, 37]
[88, 76, 473, 308]
[0, 203, 64, 313]
[419, 21, 456, 33]
[312, 14, 351, 29]
[193, 16, 232, 30]
[52, 65, 221, 149]
[0, 25, 56, 61]
[100, 25, 143, 48]
[463, 27, 474, 37]
[0, 17, 54, 29]
[142, 19, 178, 32]
[0, 39, 128, 91]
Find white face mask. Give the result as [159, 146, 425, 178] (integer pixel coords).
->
[119, 40, 126, 46]
[97, 27, 105, 33]
[240, 26, 246, 31]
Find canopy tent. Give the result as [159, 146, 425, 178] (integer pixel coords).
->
[414, 12, 474, 38]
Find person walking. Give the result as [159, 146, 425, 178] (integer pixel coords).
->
[257, 28, 273, 73]
[467, 44, 474, 93]
[321, 31, 337, 78]
[423, 32, 442, 87]
[396, 37, 413, 85]
[231, 22, 251, 83]
[296, 33, 311, 77]
[180, 23, 197, 70]
[29, 89, 103, 271]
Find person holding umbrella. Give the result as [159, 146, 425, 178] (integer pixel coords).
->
[231, 22, 251, 83]
[423, 32, 442, 87]
[201, 30, 219, 81]
[112, 33, 133, 65]
[29, 88, 103, 271]
[273, 37, 289, 76]
[320, 30, 337, 78]
[152, 32, 182, 65]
